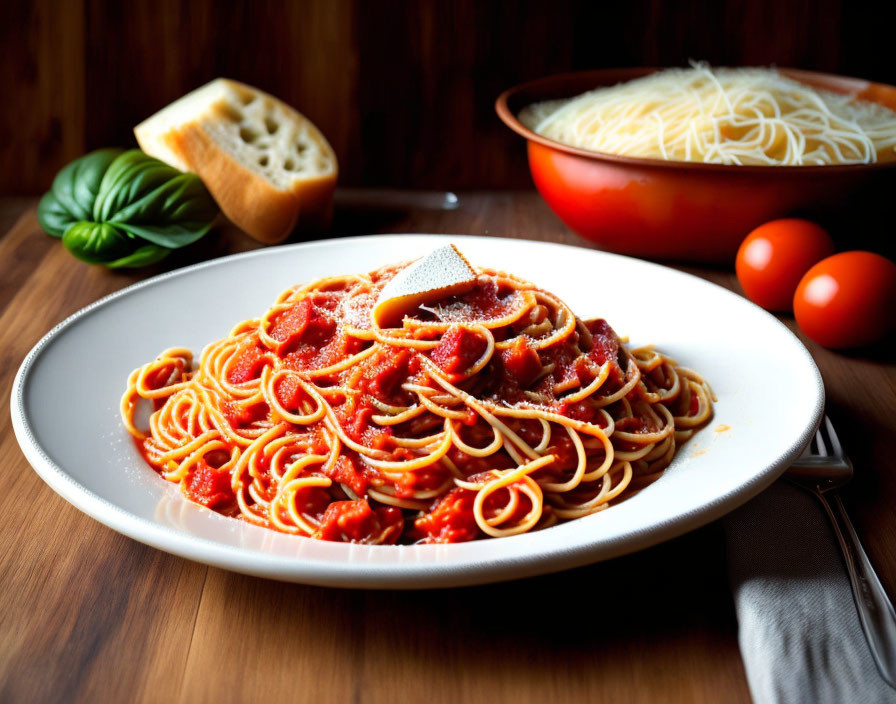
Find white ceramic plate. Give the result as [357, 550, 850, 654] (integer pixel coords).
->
[11, 234, 823, 588]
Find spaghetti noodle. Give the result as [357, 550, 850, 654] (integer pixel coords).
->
[122, 257, 714, 544]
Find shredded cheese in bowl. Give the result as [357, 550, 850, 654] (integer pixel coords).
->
[520, 63, 896, 166]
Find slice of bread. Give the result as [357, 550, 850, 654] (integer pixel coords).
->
[135, 79, 337, 244]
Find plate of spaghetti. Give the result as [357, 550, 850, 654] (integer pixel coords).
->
[12, 235, 823, 587]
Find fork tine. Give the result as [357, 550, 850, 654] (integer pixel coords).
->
[814, 428, 828, 457]
[823, 415, 843, 457]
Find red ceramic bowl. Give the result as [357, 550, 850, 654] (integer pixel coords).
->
[496, 68, 896, 262]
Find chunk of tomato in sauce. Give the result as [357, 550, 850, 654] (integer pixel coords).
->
[227, 342, 270, 385]
[393, 465, 450, 499]
[341, 406, 392, 450]
[184, 463, 235, 510]
[581, 319, 627, 392]
[556, 399, 601, 425]
[366, 349, 411, 401]
[431, 327, 487, 375]
[315, 500, 403, 544]
[221, 399, 268, 428]
[269, 298, 336, 354]
[326, 453, 375, 497]
[500, 337, 542, 388]
[273, 374, 314, 414]
[464, 277, 518, 321]
[585, 319, 621, 366]
[409, 488, 480, 543]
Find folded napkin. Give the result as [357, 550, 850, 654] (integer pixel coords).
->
[724, 481, 896, 703]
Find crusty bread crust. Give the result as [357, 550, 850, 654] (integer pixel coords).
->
[135, 79, 337, 244]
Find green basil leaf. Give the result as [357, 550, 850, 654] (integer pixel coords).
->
[95, 150, 219, 249]
[106, 244, 171, 269]
[37, 191, 73, 239]
[37, 148, 124, 237]
[62, 221, 132, 264]
[114, 218, 214, 249]
[39, 147, 219, 268]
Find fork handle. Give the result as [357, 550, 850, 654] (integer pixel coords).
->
[815, 488, 896, 689]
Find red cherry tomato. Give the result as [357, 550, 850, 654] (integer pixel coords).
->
[735, 219, 835, 311]
[794, 251, 896, 349]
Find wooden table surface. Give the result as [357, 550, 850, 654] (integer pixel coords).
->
[1, 191, 894, 704]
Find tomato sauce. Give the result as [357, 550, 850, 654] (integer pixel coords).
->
[269, 298, 337, 354]
[409, 488, 480, 543]
[614, 416, 653, 452]
[482, 484, 533, 525]
[315, 500, 403, 544]
[272, 374, 313, 413]
[289, 485, 332, 521]
[358, 349, 414, 405]
[500, 337, 542, 387]
[431, 327, 488, 374]
[428, 277, 523, 326]
[446, 445, 513, 478]
[325, 453, 377, 497]
[227, 341, 270, 385]
[221, 399, 268, 428]
[393, 466, 450, 498]
[183, 462, 236, 510]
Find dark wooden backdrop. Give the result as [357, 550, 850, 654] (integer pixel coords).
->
[3, 0, 895, 195]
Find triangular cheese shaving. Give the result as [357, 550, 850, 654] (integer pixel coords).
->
[373, 244, 477, 328]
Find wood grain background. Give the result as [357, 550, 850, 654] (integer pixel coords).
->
[3, 0, 896, 194]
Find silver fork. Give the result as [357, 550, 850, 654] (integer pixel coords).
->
[786, 415, 896, 688]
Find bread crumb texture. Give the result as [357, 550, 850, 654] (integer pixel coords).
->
[135, 78, 337, 191]
[205, 80, 336, 189]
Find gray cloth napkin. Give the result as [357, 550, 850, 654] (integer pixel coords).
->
[724, 481, 896, 704]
